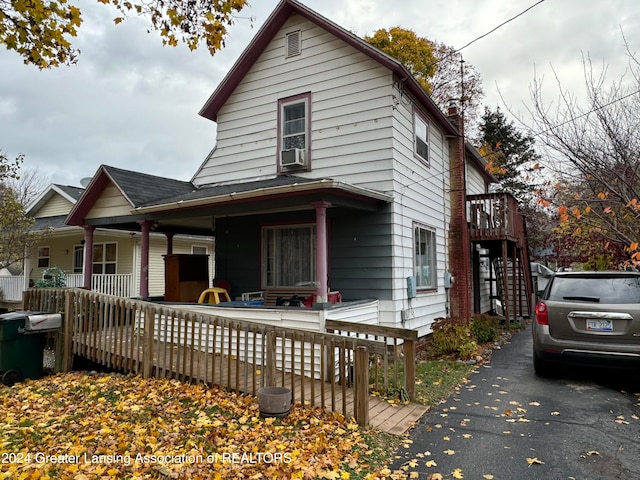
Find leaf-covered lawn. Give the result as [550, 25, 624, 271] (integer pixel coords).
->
[0, 372, 398, 479]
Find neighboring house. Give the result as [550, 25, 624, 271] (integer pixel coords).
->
[19, 183, 214, 300]
[63, 0, 531, 335]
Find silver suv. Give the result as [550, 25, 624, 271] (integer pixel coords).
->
[532, 270, 640, 376]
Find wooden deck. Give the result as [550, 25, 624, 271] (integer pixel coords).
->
[73, 330, 427, 436]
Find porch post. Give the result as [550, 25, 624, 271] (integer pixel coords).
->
[165, 232, 174, 255]
[82, 226, 95, 290]
[138, 220, 152, 299]
[312, 201, 331, 303]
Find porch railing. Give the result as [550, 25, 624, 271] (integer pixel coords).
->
[467, 193, 526, 245]
[22, 288, 418, 427]
[65, 274, 133, 297]
[325, 319, 417, 402]
[0, 275, 25, 302]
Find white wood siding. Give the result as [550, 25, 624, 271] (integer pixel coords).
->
[86, 183, 131, 219]
[131, 235, 214, 297]
[193, 14, 395, 191]
[34, 194, 74, 217]
[382, 88, 451, 334]
[466, 160, 488, 195]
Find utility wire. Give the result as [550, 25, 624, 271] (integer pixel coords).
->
[455, 0, 547, 53]
[529, 88, 640, 137]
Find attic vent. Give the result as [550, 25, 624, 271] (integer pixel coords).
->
[285, 30, 301, 58]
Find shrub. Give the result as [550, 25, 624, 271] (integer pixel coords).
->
[430, 317, 477, 360]
[35, 266, 66, 288]
[470, 314, 500, 343]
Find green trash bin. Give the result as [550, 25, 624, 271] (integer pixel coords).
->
[0, 311, 48, 386]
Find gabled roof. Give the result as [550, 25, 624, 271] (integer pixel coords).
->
[66, 165, 196, 226]
[198, 0, 458, 137]
[26, 183, 84, 216]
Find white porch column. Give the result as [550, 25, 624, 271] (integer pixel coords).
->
[312, 201, 331, 303]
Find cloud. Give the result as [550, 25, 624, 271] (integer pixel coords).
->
[0, 0, 638, 187]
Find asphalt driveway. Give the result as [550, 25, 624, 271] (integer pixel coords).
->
[390, 323, 640, 479]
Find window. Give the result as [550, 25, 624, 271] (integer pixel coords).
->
[37, 247, 50, 268]
[414, 225, 437, 289]
[281, 98, 307, 151]
[414, 111, 429, 164]
[92, 242, 117, 274]
[73, 245, 84, 273]
[262, 224, 316, 288]
[278, 94, 311, 171]
[192, 246, 208, 255]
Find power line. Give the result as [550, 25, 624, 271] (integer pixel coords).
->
[455, 0, 546, 53]
[530, 88, 640, 137]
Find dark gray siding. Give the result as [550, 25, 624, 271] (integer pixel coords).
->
[329, 206, 393, 301]
[213, 206, 393, 301]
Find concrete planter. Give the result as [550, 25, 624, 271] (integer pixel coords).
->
[257, 386, 292, 418]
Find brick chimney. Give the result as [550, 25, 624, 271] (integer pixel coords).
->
[447, 99, 472, 321]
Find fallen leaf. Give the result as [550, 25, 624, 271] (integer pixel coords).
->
[426, 460, 438, 467]
[452, 468, 464, 478]
[444, 449, 456, 455]
[483, 475, 494, 479]
[527, 457, 544, 466]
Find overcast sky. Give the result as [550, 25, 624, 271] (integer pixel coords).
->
[0, 0, 638, 189]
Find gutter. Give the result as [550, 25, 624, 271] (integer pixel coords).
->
[132, 179, 393, 214]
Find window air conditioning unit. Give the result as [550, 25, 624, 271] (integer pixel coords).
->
[280, 148, 306, 167]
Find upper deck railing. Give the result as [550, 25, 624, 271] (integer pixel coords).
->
[467, 193, 527, 246]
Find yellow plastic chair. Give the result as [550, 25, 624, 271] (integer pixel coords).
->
[197, 287, 231, 304]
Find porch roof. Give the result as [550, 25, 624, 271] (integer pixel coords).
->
[66, 166, 391, 235]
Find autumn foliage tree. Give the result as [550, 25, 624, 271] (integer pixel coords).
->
[0, 152, 49, 271]
[0, 0, 248, 68]
[477, 107, 541, 204]
[529, 41, 640, 266]
[365, 26, 484, 133]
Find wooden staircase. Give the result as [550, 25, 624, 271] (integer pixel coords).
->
[467, 193, 533, 322]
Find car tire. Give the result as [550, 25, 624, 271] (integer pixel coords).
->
[533, 352, 554, 377]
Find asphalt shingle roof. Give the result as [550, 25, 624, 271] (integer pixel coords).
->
[103, 165, 197, 207]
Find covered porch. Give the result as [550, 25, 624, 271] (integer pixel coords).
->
[65, 168, 393, 314]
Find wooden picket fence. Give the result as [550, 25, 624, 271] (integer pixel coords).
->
[23, 288, 419, 428]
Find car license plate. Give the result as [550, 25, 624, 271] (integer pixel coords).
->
[586, 319, 613, 332]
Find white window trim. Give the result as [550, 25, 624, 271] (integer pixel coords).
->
[92, 242, 118, 275]
[413, 109, 430, 165]
[414, 223, 437, 290]
[192, 245, 209, 255]
[37, 246, 50, 268]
